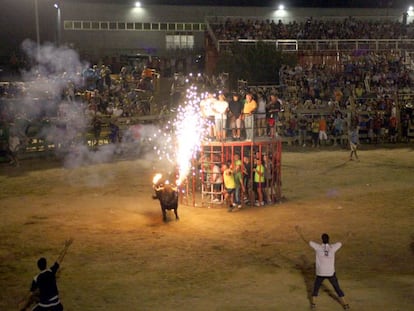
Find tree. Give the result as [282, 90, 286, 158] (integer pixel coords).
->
[215, 41, 297, 89]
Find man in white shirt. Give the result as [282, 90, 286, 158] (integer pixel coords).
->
[212, 93, 229, 141]
[200, 93, 217, 139]
[295, 226, 350, 310]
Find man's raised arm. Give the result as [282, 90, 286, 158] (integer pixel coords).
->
[56, 238, 74, 265]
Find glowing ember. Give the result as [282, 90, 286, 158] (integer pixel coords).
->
[152, 173, 163, 185]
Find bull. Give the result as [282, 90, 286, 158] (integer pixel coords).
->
[152, 182, 179, 222]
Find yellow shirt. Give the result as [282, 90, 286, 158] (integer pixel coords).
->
[243, 99, 257, 114]
[254, 164, 265, 183]
[223, 169, 236, 189]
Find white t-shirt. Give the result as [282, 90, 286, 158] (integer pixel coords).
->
[309, 241, 342, 276]
[212, 164, 223, 184]
[213, 99, 229, 119]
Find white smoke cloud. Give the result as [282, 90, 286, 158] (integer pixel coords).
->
[14, 40, 167, 174]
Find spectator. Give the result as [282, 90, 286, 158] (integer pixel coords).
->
[298, 115, 308, 147]
[253, 157, 265, 206]
[389, 115, 398, 143]
[266, 93, 281, 138]
[228, 92, 244, 140]
[332, 113, 344, 146]
[318, 116, 328, 146]
[349, 126, 359, 161]
[255, 92, 267, 137]
[212, 157, 223, 203]
[243, 92, 257, 141]
[222, 162, 236, 211]
[311, 117, 320, 147]
[233, 161, 244, 209]
[213, 93, 229, 141]
[242, 155, 252, 204]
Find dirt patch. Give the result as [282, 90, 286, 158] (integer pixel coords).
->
[1, 147, 413, 310]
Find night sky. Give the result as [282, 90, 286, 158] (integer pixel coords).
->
[65, 0, 408, 9]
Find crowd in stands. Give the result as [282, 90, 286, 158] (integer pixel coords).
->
[235, 52, 413, 145]
[174, 49, 413, 145]
[212, 16, 411, 41]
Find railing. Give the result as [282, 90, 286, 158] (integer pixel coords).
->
[216, 39, 414, 52]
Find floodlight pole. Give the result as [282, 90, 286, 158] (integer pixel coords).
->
[34, 0, 40, 58]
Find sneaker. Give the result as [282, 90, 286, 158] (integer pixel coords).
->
[237, 205, 242, 209]
[260, 201, 265, 206]
[254, 202, 260, 207]
[212, 198, 220, 202]
[343, 304, 350, 310]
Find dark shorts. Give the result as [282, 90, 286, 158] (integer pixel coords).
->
[253, 182, 265, 191]
[225, 188, 235, 195]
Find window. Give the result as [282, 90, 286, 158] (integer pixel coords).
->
[193, 23, 200, 31]
[64, 21, 73, 30]
[63, 20, 205, 32]
[166, 33, 194, 50]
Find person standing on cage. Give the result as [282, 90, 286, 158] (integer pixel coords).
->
[200, 92, 217, 140]
[266, 93, 282, 138]
[295, 226, 350, 310]
[213, 93, 229, 141]
[228, 92, 244, 140]
[243, 92, 257, 141]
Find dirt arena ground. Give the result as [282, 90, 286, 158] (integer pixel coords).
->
[0, 145, 413, 311]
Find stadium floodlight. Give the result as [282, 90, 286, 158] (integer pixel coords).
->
[135, 1, 141, 7]
[409, 6, 414, 11]
[278, 4, 285, 10]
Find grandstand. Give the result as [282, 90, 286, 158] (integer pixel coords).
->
[1, 3, 414, 164]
